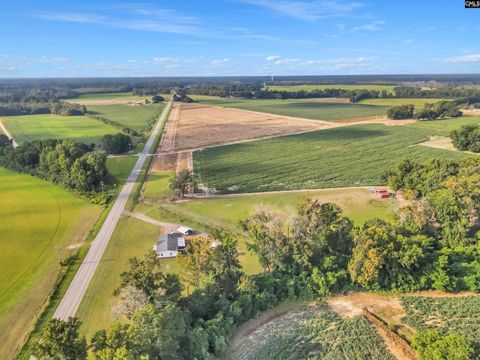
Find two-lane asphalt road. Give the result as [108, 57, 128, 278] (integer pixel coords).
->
[53, 100, 172, 320]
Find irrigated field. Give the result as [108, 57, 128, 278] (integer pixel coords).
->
[191, 96, 389, 122]
[359, 98, 448, 108]
[87, 104, 164, 132]
[228, 302, 394, 359]
[409, 115, 480, 136]
[193, 123, 468, 193]
[401, 295, 480, 347]
[2, 114, 119, 145]
[266, 84, 396, 93]
[0, 168, 101, 359]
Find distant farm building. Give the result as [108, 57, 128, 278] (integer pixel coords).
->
[154, 233, 186, 258]
[368, 187, 393, 199]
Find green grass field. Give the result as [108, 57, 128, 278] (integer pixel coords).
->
[266, 84, 396, 93]
[228, 302, 394, 359]
[359, 98, 448, 108]
[0, 168, 101, 360]
[193, 123, 469, 194]
[75, 92, 147, 100]
[2, 114, 119, 145]
[106, 156, 138, 183]
[191, 95, 389, 121]
[76, 216, 168, 339]
[409, 115, 480, 136]
[87, 104, 164, 132]
[401, 295, 480, 347]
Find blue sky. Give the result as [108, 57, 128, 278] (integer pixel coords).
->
[0, 0, 479, 77]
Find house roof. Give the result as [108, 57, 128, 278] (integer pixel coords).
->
[157, 233, 180, 252]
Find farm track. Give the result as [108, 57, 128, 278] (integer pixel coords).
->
[0, 118, 18, 147]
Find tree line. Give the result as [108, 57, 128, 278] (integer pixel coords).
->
[0, 101, 86, 116]
[0, 138, 110, 202]
[387, 101, 463, 120]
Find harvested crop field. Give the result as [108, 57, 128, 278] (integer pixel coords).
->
[164, 103, 337, 151]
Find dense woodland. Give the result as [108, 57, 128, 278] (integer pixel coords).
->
[0, 137, 110, 201]
[32, 156, 480, 359]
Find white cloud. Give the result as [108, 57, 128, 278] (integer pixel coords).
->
[210, 58, 231, 66]
[266, 55, 281, 61]
[444, 54, 480, 63]
[351, 20, 384, 32]
[239, 0, 364, 22]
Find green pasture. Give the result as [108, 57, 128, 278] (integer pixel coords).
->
[87, 104, 164, 132]
[265, 84, 396, 93]
[359, 98, 448, 108]
[2, 114, 119, 145]
[0, 168, 101, 360]
[75, 92, 146, 100]
[193, 123, 469, 194]
[191, 95, 389, 121]
[409, 115, 480, 136]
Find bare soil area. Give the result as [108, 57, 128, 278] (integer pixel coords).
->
[419, 136, 456, 151]
[171, 103, 338, 151]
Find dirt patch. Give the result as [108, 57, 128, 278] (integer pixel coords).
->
[150, 153, 177, 172]
[408, 290, 477, 298]
[328, 292, 405, 323]
[419, 136, 456, 151]
[460, 109, 480, 116]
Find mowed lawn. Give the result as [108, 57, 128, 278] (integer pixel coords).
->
[87, 104, 164, 132]
[359, 98, 448, 108]
[2, 114, 119, 145]
[193, 123, 469, 194]
[76, 216, 166, 339]
[192, 96, 389, 121]
[266, 84, 396, 93]
[0, 168, 101, 360]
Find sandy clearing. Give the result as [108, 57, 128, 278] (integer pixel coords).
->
[419, 136, 456, 151]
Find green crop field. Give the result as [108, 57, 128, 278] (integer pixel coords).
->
[401, 295, 480, 347]
[87, 104, 164, 132]
[76, 216, 175, 338]
[266, 84, 396, 93]
[0, 168, 101, 360]
[359, 98, 448, 108]
[2, 114, 119, 145]
[193, 123, 469, 194]
[191, 95, 389, 121]
[228, 302, 394, 359]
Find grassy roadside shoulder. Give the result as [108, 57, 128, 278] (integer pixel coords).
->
[127, 101, 172, 210]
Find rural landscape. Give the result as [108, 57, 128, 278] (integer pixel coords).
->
[3, 1, 480, 359]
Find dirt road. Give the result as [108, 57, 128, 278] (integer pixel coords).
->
[52, 100, 173, 321]
[0, 118, 18, 147]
